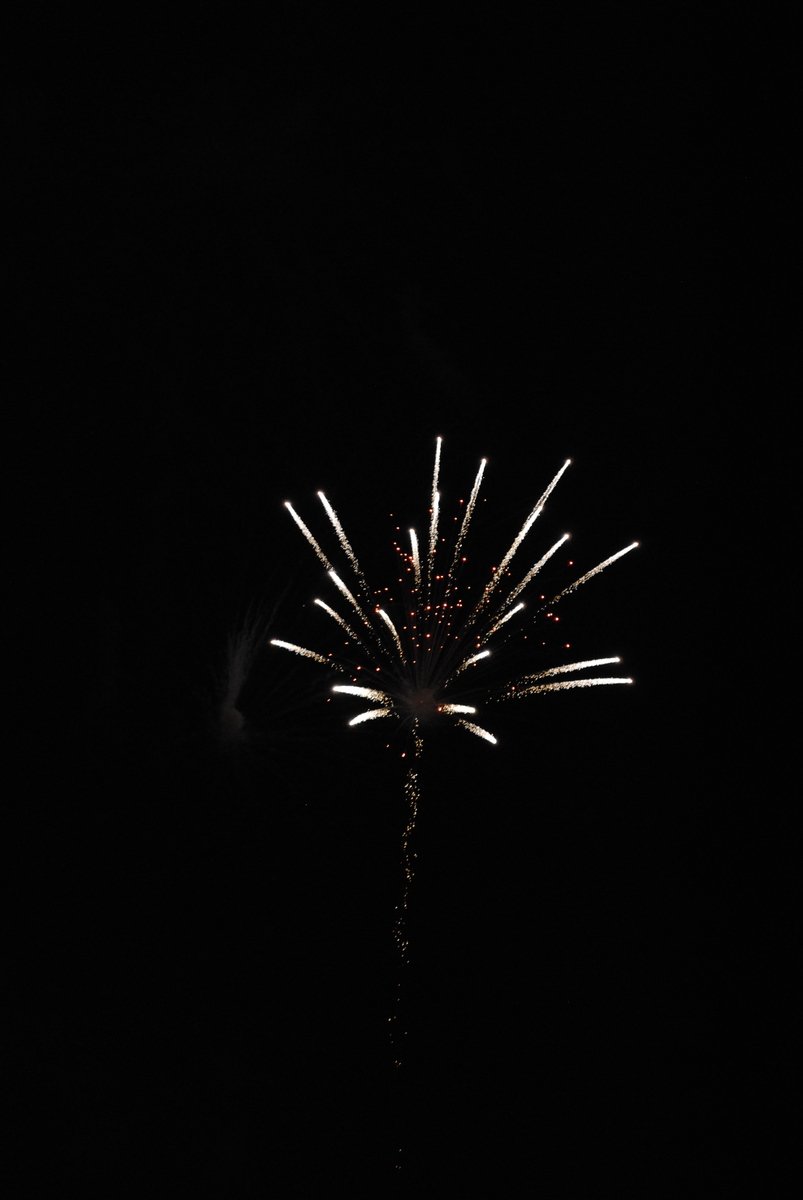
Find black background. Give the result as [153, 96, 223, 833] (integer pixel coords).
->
[12, 8, 781, 1195]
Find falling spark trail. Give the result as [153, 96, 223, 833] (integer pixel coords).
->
[349, 708, 393, 726]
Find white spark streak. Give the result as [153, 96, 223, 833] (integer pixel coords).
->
[328, 569, 373, 630]
[427, 436, 442, 587]
[283, 502, 333, 571]
[269, 639, 331, 665]
[313, 598, 364, 646]
[317, 490, 370, 598]
[456, 719, 498, 744]
[518, 657, 622, 685]
[438, 703, 477, 714]
[377, 607, 405, 661]
[409, 528, 421, 590]
[482, 601, 525, 643]
[499, 533, 571, 613]
[349, 708, 393, 726]
[552, 541, 639, 603]
[450, 649, 491, 679]
[475, 458, 572, 614]
[332, 684, 393, 702]
[448, 457, 486, 586]
[510, 676, 633, 699]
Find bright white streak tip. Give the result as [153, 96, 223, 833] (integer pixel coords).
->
[439, 703, 477, 714]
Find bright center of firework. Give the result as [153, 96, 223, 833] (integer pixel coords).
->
[402, 686, 439, 721]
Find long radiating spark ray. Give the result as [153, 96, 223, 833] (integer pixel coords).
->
[482, 601, 525, 643]
[378, 607, 405, 662]
[317, 490, 371, 599]
[447, 457, 487, 590]
[473, 458, 572, 615]
[427, 437, 442, 589]
[552, 541, 639, 603]
[507, 677, 633, 700]
[456, 719, 498, 744]
[269, 638, 331, 665]
[349, 707, 393, 726]
[438, 703, 477, 714]
[517, 656, 621, 685]
[328, 569, 374, 631]
[409, 528, 421, 590]
[283, 502, 333, 571]
[499, 533, 571, 614]
[313, 597, 361, 643]
[332, 684, 393, 703]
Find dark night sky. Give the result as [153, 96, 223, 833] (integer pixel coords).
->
[12, 8, 781, 1195]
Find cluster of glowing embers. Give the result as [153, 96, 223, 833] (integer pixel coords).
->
[271, 438, 637, 746]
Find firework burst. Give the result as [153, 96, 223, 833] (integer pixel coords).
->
[271, 437, 637, 744]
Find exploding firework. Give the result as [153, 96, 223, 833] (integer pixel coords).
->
[271, 437, 637, 1085]
[270, 437, 637, 743]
